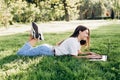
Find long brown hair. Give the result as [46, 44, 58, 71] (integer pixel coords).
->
[70, 25, 90, 48]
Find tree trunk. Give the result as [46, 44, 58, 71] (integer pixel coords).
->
[62, 0, 70, 21]
[110, 8, 114, 19]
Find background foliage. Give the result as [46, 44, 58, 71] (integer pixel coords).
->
[0, 0, 120, 27]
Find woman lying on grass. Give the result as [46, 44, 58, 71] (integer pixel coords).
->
[17, 22, 102, 59]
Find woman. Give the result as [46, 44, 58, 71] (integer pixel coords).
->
[17, 22, 102, 59]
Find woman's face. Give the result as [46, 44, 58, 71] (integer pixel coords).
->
[79, 29, 89, 40]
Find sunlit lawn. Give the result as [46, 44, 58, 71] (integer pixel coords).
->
[0, 24, 120, 80]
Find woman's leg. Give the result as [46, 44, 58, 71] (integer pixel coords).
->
[17, 32, 54, 56]
[17, 42, 54, 56]
[17, 35, 38, 56]
[29, 34, 38, 46]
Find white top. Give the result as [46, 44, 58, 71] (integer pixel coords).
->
[54, 37, 81, 56]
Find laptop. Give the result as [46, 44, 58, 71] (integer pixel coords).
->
[89, 55, 107, 61]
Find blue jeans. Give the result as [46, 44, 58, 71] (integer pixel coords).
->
[17, 42, 54, 56]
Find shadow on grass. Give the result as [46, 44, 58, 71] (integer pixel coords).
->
[0, 54, 19, 67]
[0, 54, 41, 67]
[5, 56, 88, 80]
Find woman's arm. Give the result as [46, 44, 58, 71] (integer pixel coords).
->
[73, 54, 102, 59]
[78, 50, 93, 55]
[78, 50, 99, 55]
[73, 55, 87, 59]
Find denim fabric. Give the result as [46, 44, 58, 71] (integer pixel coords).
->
[17, 42, 54, 56]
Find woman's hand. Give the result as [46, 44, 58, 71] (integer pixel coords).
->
[86, 54, 102, 59]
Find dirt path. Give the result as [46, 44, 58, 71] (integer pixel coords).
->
[0, 20, 119, 36]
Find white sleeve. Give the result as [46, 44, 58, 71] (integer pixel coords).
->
[68, 41, 79, 56]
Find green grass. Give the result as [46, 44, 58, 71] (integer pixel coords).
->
[0, 24, 120, 80]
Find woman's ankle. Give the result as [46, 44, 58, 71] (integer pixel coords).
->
[29, 39, 38, 46]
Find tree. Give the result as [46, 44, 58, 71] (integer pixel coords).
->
[110, 8, 114, 19]
[61, 0, 69, 21]
[114, 0, 120, 19]
[0, 0, 13, 28]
